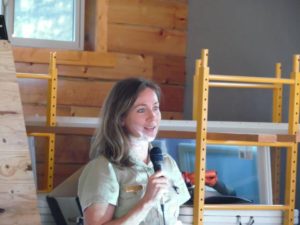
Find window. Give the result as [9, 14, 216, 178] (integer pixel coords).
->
[4, 0, 84, 50]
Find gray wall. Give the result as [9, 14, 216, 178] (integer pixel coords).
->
[185, 0, 300, 209]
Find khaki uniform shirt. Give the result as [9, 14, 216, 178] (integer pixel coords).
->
[78, 153, 190, 225]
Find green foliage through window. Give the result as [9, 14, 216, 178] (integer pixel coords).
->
[13, 0, 75, 41]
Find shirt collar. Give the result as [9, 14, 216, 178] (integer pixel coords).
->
[129, 147, 153, 169]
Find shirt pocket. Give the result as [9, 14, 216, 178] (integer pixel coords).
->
[118, 184, 144, 208]
[115, 184, 145, 218]
[171, 178, 191, 205]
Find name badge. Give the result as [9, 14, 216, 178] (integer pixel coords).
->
[124, 185, 143, 193]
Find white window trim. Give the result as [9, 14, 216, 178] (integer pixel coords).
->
[4, 0, 84, 50]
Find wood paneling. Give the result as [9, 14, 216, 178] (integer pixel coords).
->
[95, 0, 108, 52]
[22, 104, 100, 118]
[23, 104, 72, 118]
[0, 114, 30, 152]
[18, 79, 112, 107]
[108, 24, 186, 56]
[161, 85, 184, 112]
[161, 111, 183, 120]
[15, 52, 153, 80]
[18, 79, 184, 112]
[153, 55, 185, 85]
[84, 0, 97, 50]
[0, 42, 16, 82]
[23, 104, 183, 120]
[37, 164, 83, 188]
[35, 135, 90, 164]
[0, 40, 40, 224]
[13, 47, 117, 67]
[70, 106, 100, 117]
[109, 0, 187, 30]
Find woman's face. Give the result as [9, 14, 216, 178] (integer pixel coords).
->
[123, 87, 161, 142]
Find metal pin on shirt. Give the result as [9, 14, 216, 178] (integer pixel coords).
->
[173, 185, 179, 194]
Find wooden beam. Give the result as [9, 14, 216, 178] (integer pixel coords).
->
[0, 42, 17, 82]
[95, 0, 108, 52]
[13, 47, 116, 67]
[0, 40, 40, 225]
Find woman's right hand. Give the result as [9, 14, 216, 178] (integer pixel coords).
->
[142, 171, 170, 205]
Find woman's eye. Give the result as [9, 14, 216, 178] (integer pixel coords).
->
[153, 106, 160, 111]
[137, 108, 145, 113]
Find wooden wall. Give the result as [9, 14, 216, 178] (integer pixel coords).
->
[13, 0, 188, 188]
[0, 41, 40, 224]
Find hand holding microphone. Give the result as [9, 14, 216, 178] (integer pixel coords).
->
[142, 147, 169, 206]
[146, 147, 169, 202]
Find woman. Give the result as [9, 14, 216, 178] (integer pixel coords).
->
[78, 78, 190, 225]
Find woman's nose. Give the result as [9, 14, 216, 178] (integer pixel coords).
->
[147, 110, 156, 120]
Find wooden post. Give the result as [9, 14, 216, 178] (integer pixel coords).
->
[95, 0, 108, 52]
[0, 41, 41, 224]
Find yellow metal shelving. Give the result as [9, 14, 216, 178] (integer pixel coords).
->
[17, 52, 57, 192]
[193, 49, 300, 225]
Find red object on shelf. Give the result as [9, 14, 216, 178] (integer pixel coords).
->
[182, 170, 218, 187]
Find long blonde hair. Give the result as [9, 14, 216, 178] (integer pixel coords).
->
[90, 77, 161, 167]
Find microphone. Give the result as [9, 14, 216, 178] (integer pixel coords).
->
[149, 146, 166, 225]
[149, 146, 163, 172]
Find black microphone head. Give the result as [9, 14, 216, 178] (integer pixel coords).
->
[150, 147, 163, 172]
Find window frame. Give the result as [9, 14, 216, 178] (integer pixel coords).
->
[5, 0, 84, 50]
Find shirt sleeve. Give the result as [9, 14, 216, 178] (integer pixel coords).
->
[77, 156, 119, 211]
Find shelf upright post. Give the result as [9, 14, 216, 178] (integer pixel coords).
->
[284, 55, 300, 225]
[44, 52, 57, 192]
[271, 63, 283, 204]
[193, 59, 201, 120]
[193, 49, 210, 225]
[16, 52, 58, 192]
[47, 52, 57, 127]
